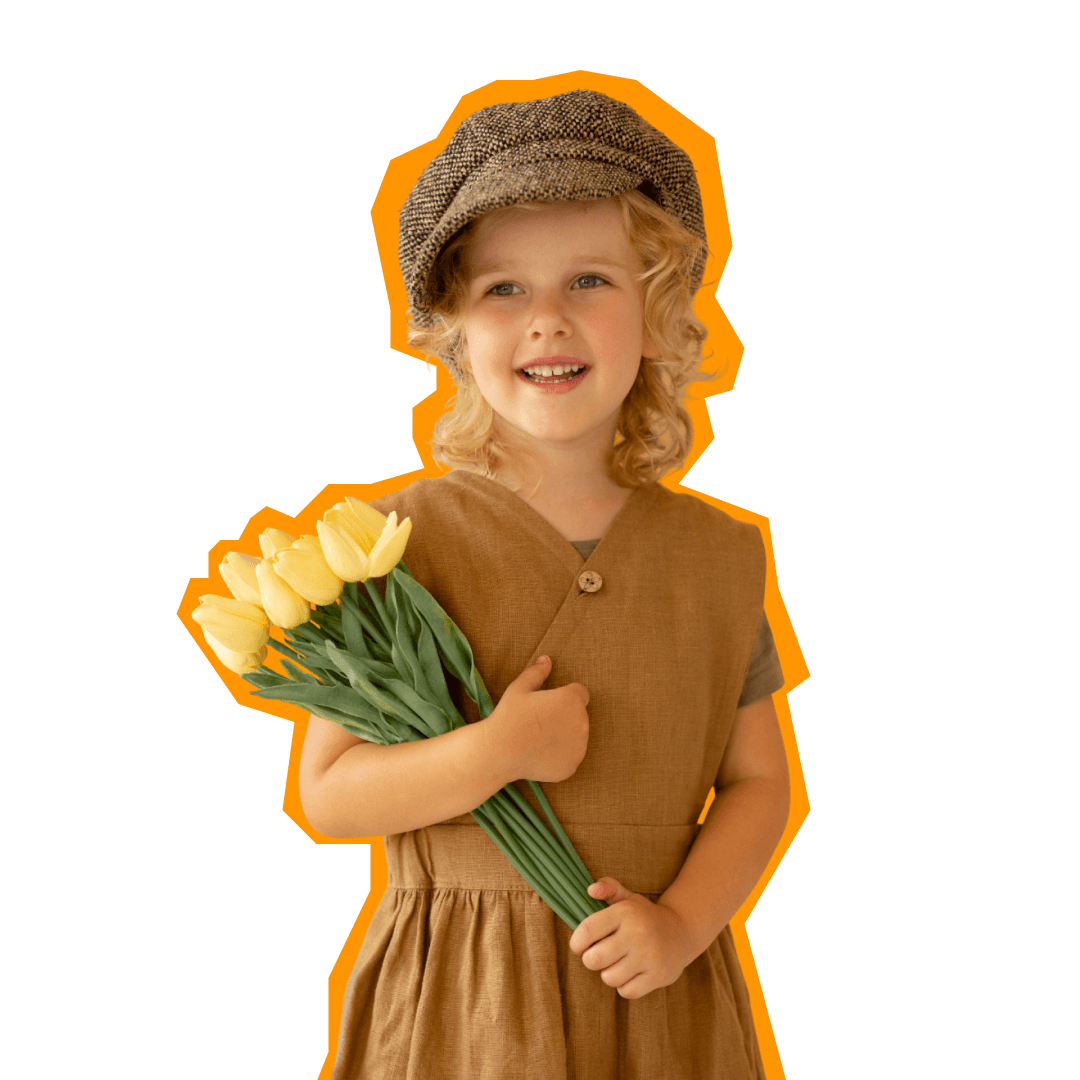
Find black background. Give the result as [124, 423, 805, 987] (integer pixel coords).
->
[170, 76, 825, 1080]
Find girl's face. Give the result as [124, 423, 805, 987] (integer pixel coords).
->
[461, 199, 655, 461]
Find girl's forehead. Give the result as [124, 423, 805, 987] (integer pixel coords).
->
[466, 199, 633, 268]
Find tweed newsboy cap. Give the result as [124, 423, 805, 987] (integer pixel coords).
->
[400, 89, 706, 353]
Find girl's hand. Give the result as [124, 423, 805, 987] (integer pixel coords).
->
[490, 655, 591, 783]
[568, 876, 698, 999]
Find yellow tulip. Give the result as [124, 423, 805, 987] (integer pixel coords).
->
[367, 511, 413, 578]
[203, 629, 268, 674]
[340, 497, 389, 545]
[316, 498, 411, 582]
[259, 528, 296, 559]
[316, 518, 369, 582]
[271, 535, 342, 605]
[219, 552, 263, 607]
[256, 559, 311, 628]
[192, 594, 270, 653]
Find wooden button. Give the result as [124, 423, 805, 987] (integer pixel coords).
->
[577, 570, 603, 593]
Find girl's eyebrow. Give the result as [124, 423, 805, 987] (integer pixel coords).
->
[471, 255, 628, 277]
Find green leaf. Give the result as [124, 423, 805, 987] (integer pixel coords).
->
[266, 637, 305, 664]
[390, 638, 415, 688]
[373, 708, 418, 744]
[279, 644, 343, 674]
[378, 675, 451, 737]
[387, 574, 434, 698]
[280, 659, 323, 685]
[323, 642, 431, 736]
[394, 569, 494, 717]
[354, 581, 381, 621]
[242, 672, 291, 690]
[415, 620, 463, 729]
[362, 577, 390, 632]
[362, 657, 402, 682]
[250, 681, 380, 719]
[286, 623, 334, 648]
[303, 703, 385, 743]
[340, 593, 371, 660]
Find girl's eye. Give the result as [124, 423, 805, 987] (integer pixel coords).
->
[574, 270, 609, 287]
[487, 282, 523, 297]
[488, 274, 609, 295]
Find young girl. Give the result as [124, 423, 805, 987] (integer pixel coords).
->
[299, 89, 791, 1079]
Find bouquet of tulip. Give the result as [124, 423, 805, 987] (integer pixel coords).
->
[193, 496, 605, 930]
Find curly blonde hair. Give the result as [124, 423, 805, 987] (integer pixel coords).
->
[408, 188, 720, 493]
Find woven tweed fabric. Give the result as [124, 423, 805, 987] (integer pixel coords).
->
[399, 90, 707, 358]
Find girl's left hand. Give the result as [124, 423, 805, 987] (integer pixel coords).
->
[568, 877, 698, 999]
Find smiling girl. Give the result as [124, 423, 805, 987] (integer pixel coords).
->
[299, 89, 792, 1079]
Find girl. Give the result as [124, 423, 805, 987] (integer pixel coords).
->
[299, 89, 792, 1079]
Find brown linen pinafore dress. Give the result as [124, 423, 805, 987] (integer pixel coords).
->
[331, 469, 768, 1080]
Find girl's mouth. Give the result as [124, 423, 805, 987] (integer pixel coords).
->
[516, 365, 590, 392]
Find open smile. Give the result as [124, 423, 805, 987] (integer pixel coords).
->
[516, 365, 590, 393]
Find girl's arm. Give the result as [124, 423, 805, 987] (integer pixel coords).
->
[298, 655, 591, 838]
[658, 694, 791, 957]
[299, 715, 514, 838]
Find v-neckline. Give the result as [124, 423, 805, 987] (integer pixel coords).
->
[443, 469, 658, 569]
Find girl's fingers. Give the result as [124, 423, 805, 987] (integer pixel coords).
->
[581, 937, 630, 973]
[598, 952, 645, 991]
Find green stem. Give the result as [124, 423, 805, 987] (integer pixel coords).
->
[498, 783, 593, 897]
[525, 779, 602, 904]
[471, 805, 579, 931]
[485, 793, 591, 925]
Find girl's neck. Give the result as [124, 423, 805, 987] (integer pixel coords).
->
[524, 468, 626, 502]
[496, 458, 635, 544]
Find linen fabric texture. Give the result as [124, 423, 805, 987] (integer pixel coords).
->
[399, 89, 708, 351]
[330, 470, 773, 1080]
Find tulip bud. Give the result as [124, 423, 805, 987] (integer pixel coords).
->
[203, 629, 268, 674]
[192, 594, 270, 653]
[366, 511, 413, 578]
[322, 504, 372, 550]
[316, 519, 369, 582]
[345, 497, 389, 542]
[259, 528, 296, 559]
[273, 535, 343, 606]
[256, 559, 311, 628]
[219, 552, 263, 607]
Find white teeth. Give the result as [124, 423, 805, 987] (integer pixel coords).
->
[521, 363, 584, 377]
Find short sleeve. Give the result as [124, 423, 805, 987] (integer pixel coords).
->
[737, 612, 785, 707]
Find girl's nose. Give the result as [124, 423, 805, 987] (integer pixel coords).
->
[522, 289, 574, 334]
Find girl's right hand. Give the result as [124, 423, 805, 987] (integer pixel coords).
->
[491, 655, 590, 783]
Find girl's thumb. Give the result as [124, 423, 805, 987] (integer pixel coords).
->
[510, 655, 550, 692]
[588, 877, 631, 905]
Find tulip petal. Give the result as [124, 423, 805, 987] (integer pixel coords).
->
[317, 519, 370, 582]
[344, 497, 389, 541]
[193, 594, 270, 652]
[259, 528, 296, 559]
[366, 514, 413, 579]
[220, 552, 264, 607]
[204, 630, 267, 674]
[256, 561, 311, 628]
[326, 505, 380, 551]
[273, 537, 343, 606]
